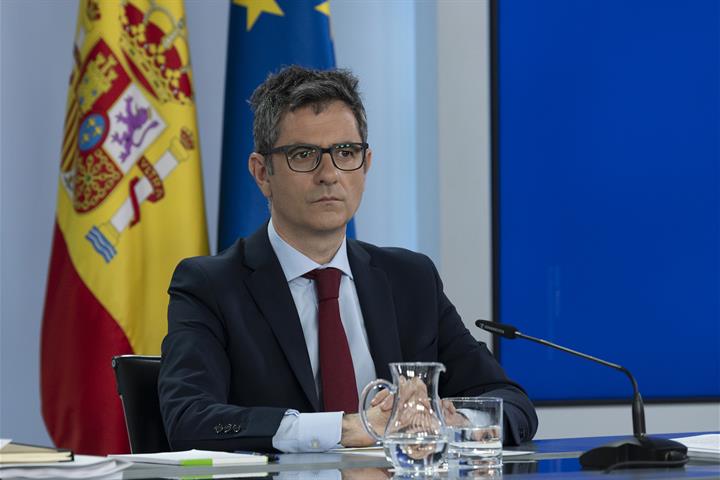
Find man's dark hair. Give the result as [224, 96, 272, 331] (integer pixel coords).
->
[249, 65, 368, 171]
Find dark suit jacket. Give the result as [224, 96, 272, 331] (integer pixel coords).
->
[158, 225, 538, 452]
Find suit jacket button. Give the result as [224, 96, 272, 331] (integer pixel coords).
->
[224, 424, 232, 433]
[233, 424, 241, 433]
[214, 424, 223, 434]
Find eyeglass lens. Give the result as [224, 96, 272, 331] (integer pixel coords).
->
[286, 143, 365, 172]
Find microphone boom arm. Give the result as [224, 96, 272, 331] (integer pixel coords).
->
[515, 331, 646, 437]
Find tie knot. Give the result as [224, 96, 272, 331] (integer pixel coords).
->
[304, 267, 342, 301]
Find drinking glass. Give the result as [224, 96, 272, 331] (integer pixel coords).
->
[442, 397, 503, 470]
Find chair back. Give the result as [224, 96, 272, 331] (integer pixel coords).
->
[111, 354, 170, 453]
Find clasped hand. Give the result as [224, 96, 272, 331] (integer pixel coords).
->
[341, 377, 442, 447]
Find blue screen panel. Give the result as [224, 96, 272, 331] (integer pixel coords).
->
[497, 0, 720, 401]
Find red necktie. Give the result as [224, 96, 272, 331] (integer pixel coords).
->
[304, 268, 358, 413]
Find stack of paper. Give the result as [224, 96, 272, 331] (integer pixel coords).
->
[0, 455, 131, 479]
[671, 434, 720, 460]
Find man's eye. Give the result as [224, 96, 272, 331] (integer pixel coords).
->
[334, 145, 360, 158]
[288, 148, 316, 160]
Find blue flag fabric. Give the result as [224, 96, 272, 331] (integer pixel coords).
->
[218, 0, 355, 251]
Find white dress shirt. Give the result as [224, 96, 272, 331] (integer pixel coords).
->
[267, 220, 377, 452]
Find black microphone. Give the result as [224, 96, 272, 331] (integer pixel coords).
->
[476, 319, 688, 470]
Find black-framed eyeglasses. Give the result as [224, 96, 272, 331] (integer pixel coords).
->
[262, 142, 369, 173]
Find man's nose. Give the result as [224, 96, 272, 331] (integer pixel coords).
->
[315, 151, 339, 182]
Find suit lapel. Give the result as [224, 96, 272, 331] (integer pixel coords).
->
[243, 226, 320, 411]
[347, 240, 403, 381]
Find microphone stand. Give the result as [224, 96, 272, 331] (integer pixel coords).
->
[476, 320, 688, 470]
[515, 330, 646, 437]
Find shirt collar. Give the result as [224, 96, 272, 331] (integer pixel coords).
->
[267, 219, 353, 282]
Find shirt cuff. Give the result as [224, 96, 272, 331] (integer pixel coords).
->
[272, 410, 343, 453]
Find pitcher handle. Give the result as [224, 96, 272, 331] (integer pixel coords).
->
[359, 378, 396, 442]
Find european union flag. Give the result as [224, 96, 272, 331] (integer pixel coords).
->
[218, 0, 355, 251]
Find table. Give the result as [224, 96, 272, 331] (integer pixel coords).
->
[121, 433, 720, 479]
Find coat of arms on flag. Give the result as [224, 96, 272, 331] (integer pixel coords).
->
[42, 0, 208, 455]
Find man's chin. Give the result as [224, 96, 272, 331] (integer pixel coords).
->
[310, 214, 351, 233]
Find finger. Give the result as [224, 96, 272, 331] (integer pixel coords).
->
[370, 388, 390, 406]
[380, 393, 394, 411]
[443, 399, 457, 415]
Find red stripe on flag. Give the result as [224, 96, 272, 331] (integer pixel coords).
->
[41, 223, 133, 455]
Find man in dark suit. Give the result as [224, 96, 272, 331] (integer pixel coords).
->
[159, 66, 538, 453]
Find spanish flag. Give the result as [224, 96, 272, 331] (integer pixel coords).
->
[41, 0, 208, 455]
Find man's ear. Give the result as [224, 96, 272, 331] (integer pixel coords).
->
[363, 147, 372, 174]
[248, 152, 272, 199]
